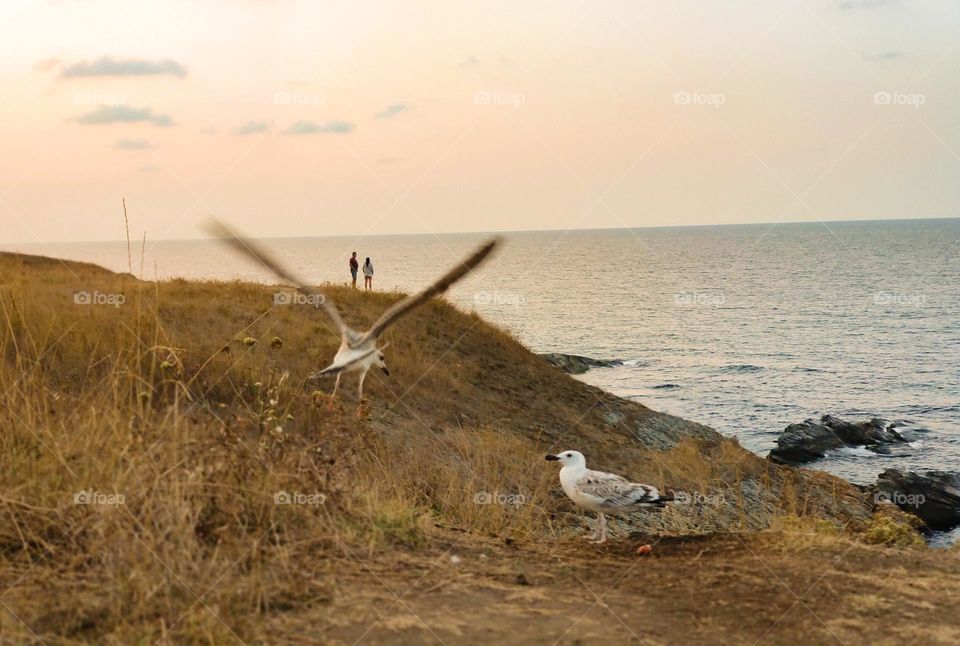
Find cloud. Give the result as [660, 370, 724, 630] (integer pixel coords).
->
[114, 138, 152, 150]
[137, 164, 159, 173]
[60, 56, 187, 79]
[34, 57, 60, 72]
[838, 0, 897, 10]
[458, 56, 479, 69]
[200, 127, 218, 135]
[865, 51, 903, 60]
[230, 120, 269, 135]
[284, 120, 355, 135]
[375, 103, 410, 119]
[75, 105, 174, 127]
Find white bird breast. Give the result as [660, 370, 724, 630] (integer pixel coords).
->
[332, 342, 380, 374]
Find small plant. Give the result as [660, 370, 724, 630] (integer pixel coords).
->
[858, 509, 925, 548]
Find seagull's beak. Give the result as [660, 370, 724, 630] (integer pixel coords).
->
[544, 454, 560, 461]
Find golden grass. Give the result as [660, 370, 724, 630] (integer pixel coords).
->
[0, 251, 889, 642]
[0, 253, 575, 641]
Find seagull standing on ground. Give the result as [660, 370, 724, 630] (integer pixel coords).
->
[545, 450, 673, 544]
[206, 218, 501, 411]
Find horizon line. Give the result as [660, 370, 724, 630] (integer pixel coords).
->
[3, 214, 958, 247]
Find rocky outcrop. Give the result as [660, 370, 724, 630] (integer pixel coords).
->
[768, 415, 908, 466]
[876, 469, 960, 530]
[540, 353, 622, 375]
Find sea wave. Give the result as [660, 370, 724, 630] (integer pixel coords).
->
[718, 364, 763, 374]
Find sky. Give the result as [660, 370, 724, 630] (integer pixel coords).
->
[0, 0, 958, 244]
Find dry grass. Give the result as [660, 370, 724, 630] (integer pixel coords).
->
[0, 253, 572, 641]
[0, 251, 886, 642]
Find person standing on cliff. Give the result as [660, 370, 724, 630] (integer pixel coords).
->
[363, 257, 374, 291]
[349, 252, 359, 288]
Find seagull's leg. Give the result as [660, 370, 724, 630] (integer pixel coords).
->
[591, 514, 608, 544]
[355, 368, 368, 418]
[327, 373, 341, 411]
[584, 513, 601, 541]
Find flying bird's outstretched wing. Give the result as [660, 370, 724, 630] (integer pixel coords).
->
[204, 217, 348, 335]
[351, 237, 501, 347]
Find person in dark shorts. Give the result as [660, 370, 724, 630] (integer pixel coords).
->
[363, 257, 374, 291]
[349, 252, 359, 288]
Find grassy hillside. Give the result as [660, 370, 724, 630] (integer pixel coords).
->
[0, 251, 921, 643]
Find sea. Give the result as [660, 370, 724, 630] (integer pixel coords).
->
[4, 219, 959, 538]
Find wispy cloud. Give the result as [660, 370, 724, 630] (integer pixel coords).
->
[60, 56, 187, 79]
[230, 120, 269, 135]
[34, 57, 60, 72]
[864, 51, 903, 60]
[138, 164, 159, 173]
[458, 56, 479, 69]
[284, 120, 354, 135]
[838, 0, 897, 10]
[75, 105, 174, 127]
[375, 103, 410, 119]
[114, 138, 152, 150]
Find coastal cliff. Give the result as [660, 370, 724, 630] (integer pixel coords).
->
[2, 251, 955, 644]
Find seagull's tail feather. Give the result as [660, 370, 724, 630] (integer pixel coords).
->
[308, 348, 379, 380]
[633, 486, 674, 508]
[308, 364, 344, 380]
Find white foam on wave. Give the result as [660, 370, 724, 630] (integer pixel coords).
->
[832, 446, 876, 458]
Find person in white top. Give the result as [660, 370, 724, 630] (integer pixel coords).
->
[362, 257, 374, 291]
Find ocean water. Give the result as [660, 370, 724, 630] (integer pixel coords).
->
[4, 219, 959, 491]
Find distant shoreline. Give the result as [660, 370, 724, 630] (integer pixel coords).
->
[2, 215, 958, 247]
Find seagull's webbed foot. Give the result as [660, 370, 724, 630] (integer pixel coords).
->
[584, 518, 602, 542]
[586, 514, 608, 544]
[354, 398, 370, 419]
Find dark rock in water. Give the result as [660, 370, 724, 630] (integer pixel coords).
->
[540, 353, 623, 375]
[768, 415, 908, 466]
[876, 469, 960, 530]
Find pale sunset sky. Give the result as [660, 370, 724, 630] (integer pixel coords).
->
[1, 0, 958, 243]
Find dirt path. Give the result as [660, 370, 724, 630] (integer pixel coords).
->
[287, 532, 960, 645]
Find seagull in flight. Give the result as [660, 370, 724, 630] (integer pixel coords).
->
[206, 218, 501, 410]
[545, 450, 673, 544]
